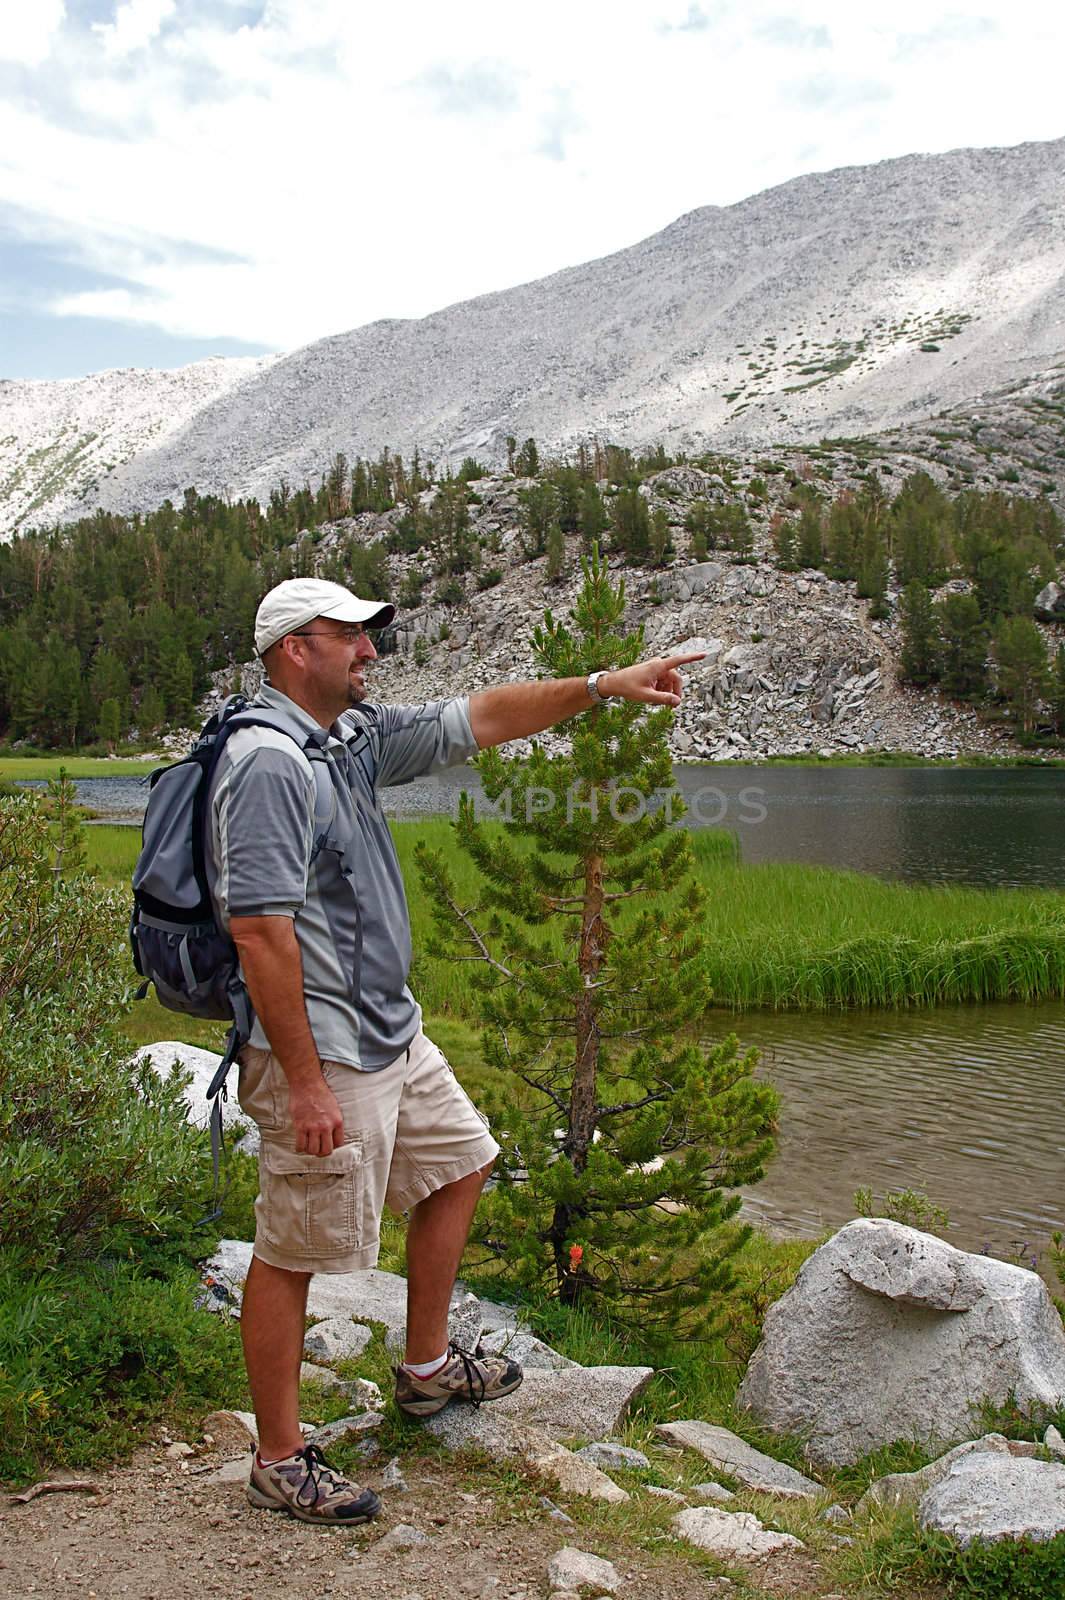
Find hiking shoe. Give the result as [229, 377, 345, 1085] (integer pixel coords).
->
[394, 1341, 523, 1418]
[246, 1444, 381, 1524]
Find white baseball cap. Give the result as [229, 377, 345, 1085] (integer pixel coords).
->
[254, 578, 396, 656]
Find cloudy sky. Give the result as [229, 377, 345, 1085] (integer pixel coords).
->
[2, 0, 1062, 379]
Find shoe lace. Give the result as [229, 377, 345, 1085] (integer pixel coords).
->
[448, 1340, 487, 1408]
[293, 1443, 338, 1507]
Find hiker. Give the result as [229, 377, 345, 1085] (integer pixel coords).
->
[209, 576, 700, 1524]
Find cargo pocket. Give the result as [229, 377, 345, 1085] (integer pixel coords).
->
[258, 1137, 364, 1258]
[237, 1046, 285, 1133]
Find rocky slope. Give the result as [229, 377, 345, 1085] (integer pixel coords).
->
[3, 134, 1065, 537]
[0, 354, 275, 536]
[213, 412, 1065, 762]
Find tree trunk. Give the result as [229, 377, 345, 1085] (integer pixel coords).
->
[553, 846, 605, 1301]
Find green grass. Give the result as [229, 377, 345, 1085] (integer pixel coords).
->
[0, 755, 158, 778]
[92, 819, 1065, 1034]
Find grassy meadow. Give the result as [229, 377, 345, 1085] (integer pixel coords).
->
[0, 754, 159, 779]
[90, 816, 1065, 1054]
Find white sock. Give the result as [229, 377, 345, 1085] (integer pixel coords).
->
[256, 1447, 302, 1467]
[402, 1349, 449, 1378]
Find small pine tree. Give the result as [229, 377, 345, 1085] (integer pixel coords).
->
[578, 483, 609, 559]
[545, 523, 565, 583]
[796, 501, 824, 570]
[1050, 644, 1065, 739]
[936, 593, 988, 700]
[97, 696, 122, 750]
[684, 499, 715, 559]
[898, 579, 941, 687]
[650, 506, 672, 567]
[771, 512, 798, 571]
[993, 616, 1049, 736]
[610, 488, 651, 562]
[415, 550, 778, 1334]
[515, 438, 540, 477]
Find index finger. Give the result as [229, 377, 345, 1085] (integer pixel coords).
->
[660, 652, 707, 668]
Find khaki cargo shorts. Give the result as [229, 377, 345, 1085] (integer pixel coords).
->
[237, 1028, 499, 1274]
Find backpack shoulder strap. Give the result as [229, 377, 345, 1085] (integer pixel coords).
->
[213, 709, 336, 857]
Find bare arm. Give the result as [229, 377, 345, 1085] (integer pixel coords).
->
[229, 914, 345, 1157]
[467, 652, 706, 750]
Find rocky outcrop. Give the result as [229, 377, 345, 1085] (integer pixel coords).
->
[737, 1219, 1065, 1466]
[655, 1422, 822, 1499]
[919, 1453, 1065, 1547]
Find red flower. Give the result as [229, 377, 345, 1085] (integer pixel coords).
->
[568, 1244, 584, 1270]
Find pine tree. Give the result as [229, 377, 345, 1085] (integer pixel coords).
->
[515, 438, 540, 477]
[1049, 644, 1065, 739]
[518, 484, 558, 559]
[936, 593, 988, 700]
[684, 500, 716, 558]
[137, 684, 166, 739]
[415, 551, 777, 1334]
[578, 484, 609, 559]
[770, 512, 797, 571]
[993, 617, 1048, 736]
[97, 696, 122, 750]
[649, 507, 672, 567]
[609, 488, 650, 563]
[898, 579, 941, 687]
[545, 522, 565, 583]
[795, 499, 824, 570]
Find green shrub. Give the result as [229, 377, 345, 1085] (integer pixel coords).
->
[0, 792, 208, 1269]
[0, 787, 236, 1482]
[920, 1528, 1065, 1599]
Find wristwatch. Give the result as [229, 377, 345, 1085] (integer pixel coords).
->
[586, 670, 613, 704]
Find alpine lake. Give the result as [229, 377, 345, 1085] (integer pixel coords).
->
[28, 761, 1065, 1263]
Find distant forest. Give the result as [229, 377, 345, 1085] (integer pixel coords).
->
[0, 435, 1062, 750]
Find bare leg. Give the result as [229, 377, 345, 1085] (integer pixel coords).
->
[241, 1255, 311, 1460]
[404, 1162, 493, 1365]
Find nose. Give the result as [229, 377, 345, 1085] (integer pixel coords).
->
[357, 632, 377, 661]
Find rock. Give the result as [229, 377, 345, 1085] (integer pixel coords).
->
[375, 1523, 430, 1552]
[202, 1409, 259, 1454]
[382, 1457, 409, 1492]
[1034, 581, 1065, 622]
[203, 1242, 410, 1333]
[646, 1485, 686, 1503]
[919, 1453, 1065, 1547]
[856, 1434, 1012, 1514]
[165, 1441, 194, 1458]
[692, 1482, 736, 1503]
[1046, 1424, 1065, 1458]
[303, 1318, 373, 1364]
[300, 1361, 343, 1391]
[672, 1507, 805, 1557]
[480, 1329, 580, 1371]
[822, 1503, 852, 1525]
[738, 1220, 1065, 1466]
[137, 1042, 257, 1151]
[575, 1442, 650, 1472]
[547, 1547, 621, 1594]
[426, 1365, 653, 1448]
[539, 1495, 575, 1525]
[203, 1454, 254, 1485]
[307, 1412, 385, 1449]
[340, 1377, 385, 1411]
[655, 1422, 822, 1499]
[448, 1292, 486, 1351]
[524, 1434, 630, 1505]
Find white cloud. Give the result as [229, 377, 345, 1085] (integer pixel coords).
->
[0, 0, 65, 67]
[1, 0, 1063, 361]
[92, 0, 176, 60]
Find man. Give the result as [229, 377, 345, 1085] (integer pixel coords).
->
[209, 576, 700, 1526]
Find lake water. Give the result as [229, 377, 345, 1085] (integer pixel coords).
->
[731, 1000, 1065, 1258]
[23, 761, 1065, 1257]
[27, 762, 1065, 889]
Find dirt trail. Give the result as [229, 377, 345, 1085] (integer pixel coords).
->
[1, 1443, 829, 1600]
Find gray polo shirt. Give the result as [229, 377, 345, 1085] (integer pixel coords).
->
[207, 683, 479, 1069]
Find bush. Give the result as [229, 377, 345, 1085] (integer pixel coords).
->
[0, 787, 234, 1481]
[0, 791, 208, 1269]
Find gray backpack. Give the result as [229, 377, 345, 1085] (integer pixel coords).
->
[131, 694, 336, 1192]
